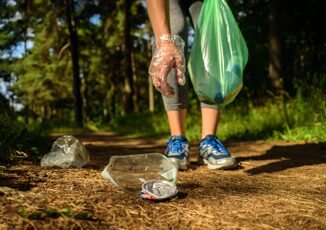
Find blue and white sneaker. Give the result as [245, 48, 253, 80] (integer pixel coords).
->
[198, 135, 237, 170]
[165, 136, 190, 170]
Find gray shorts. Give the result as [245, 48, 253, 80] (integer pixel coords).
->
[162, 0, 219, 111]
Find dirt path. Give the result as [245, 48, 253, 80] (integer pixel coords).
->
[1, 132, 326, 229]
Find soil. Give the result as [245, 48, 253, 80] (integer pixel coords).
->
[1, 132, 325, 230]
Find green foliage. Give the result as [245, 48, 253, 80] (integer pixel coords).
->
[0, 104, 51, 163]
[107, 111, 170, 138]
[105, 90, 326, 143]
[27, 116, 96, 133]
[215, 81, 324, 142]
[0, 104, 26, 161]
[1, 0, 325, 145]
[272, 79, 326, 142]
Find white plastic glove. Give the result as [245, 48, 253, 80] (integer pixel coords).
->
[149, 34, 186, 97]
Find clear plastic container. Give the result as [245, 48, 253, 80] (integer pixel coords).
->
[101, 153, 178, 195]
[40, 135, 89, 168]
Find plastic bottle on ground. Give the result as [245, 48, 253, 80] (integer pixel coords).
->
[101, 153, 178, 196]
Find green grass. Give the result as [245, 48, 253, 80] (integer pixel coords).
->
[217, 98, 325, 142]
[1, 88, 324, 163]
[106, 112, 170, 139]
[23, 116, 97, 134]
[0, 115, 52, 163]
[105, 91, 326, 143]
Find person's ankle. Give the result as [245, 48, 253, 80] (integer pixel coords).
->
[201, 133, 215, 139]
[171, 134, 186, 137]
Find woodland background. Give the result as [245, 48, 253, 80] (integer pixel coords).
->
[0, 0, 325, 160]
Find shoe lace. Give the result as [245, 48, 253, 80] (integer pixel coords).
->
[206, 137, 224, 154]
[167, 137, 186, 154]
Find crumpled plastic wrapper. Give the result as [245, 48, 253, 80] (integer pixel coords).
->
[41, 135, 89, 168]
[140, 180, 178, 200]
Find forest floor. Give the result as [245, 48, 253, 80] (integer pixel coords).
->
[1, 132, 326, 230]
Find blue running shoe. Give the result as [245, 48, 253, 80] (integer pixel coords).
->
[198, 135, 237, 169]
[165, 136, 190, 170]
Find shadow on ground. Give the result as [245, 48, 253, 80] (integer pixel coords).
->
[0, 168, 45, 192]
[237, 142, 326, 175]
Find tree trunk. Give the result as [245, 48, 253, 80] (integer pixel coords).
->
[23, 0, 30, 55]
[131, 51, 139, 112]
[82, 62, 91, 122]
[103, 90, 110, 123]
[65, 0, 83, 126]
[122, 0, 134, 114]
[268, 0, 283, 94]
[146, 20, 155, 112]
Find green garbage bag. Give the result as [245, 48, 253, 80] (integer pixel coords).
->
[188, 0, 248, 106]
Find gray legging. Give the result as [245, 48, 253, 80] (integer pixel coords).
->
[162, 0, 219, 110]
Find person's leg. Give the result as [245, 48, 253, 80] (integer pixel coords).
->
[201, 107, 220, 139]
[185, 0, 203, 28]
[167, 109, 187, 136]
[187, 0, 238, 169]
[166, 108, 189, 170]
[163, 0, 189, 136]
[198, 108, 237, 170]
[161, 0, 190, 169]
[186, 0, 222, 138]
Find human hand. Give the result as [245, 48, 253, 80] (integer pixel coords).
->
[149, 34, 186, 97]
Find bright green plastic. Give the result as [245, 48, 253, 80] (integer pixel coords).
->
[188, 0, 248, 106]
